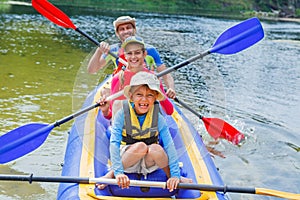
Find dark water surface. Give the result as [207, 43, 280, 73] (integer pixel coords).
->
[0, 5, 299, 200]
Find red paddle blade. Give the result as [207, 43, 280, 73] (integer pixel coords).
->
[202, 117, 245, 145]
[32, 0, 76, 29]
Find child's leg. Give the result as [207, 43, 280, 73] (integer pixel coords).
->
[122, 142, 148, 169]
[145, 144, 170, 177]
[145, 144, 193, 183]
[97, 142, 148, 190]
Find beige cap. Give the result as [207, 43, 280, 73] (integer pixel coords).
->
[121, 36, 145, 50]
[113, 16, 136, 32]
[124, 72, 165, 101]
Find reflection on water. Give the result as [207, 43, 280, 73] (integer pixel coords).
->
[1, 4, 300, 200]
[0, 9, 87, 200]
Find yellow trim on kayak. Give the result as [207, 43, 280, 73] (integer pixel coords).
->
[87, 192, 211, 200]
[172, 111, 218, 199]
[88, 193, 173, 199]
[78, 86, 103, 199]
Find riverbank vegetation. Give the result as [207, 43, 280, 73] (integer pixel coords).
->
[2, 0, 300, 19]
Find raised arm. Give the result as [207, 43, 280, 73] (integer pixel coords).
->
[87, 42, 110, 74]
[157, 64, 176, 99]
[147, 46, 176, 99]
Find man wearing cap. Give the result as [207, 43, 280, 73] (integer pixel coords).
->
[87, 16, 176, 99]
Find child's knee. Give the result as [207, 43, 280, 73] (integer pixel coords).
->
[134, 142, 148, 153]
[148, 144, 164, 155]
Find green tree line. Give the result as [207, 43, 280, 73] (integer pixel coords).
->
[3, 0, 300, 17]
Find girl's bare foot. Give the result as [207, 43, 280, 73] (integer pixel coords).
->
[95, 170, 114, 190]
[96, 182, 107, 190]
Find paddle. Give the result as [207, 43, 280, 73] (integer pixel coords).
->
[0, 174, 299, 199]
[174, 97, 244, 144]
[156, 17, 264, 77]
[31, 0, 128, 66]
[0, 4, 264, 164]
[0, 91, 121, 164]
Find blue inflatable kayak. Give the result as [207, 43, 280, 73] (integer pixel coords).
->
[57, 76, 229, 200]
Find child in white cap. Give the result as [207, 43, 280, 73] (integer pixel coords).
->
[96, 71, 192, 192]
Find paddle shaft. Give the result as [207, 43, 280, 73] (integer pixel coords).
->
[31, 0, 129, 65]
[75, 28, 119, 60]
[76, 28, 127, 65]
[0, 174, 88, 184]
[0, 174, 289, 195]
[0, 174, 253, 193]
[156, 50, 210, 77]
[174, 97, 203, 119]
[2, 174, 299, 199]
[53, 90, 122, 127]
[76, 28, 100, 47]
[53, 102, 99, 128]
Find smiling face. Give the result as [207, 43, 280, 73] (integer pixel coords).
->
[116, 23, 136, 42]
[124, 43, 147, 73]
[130, 85, 158, 115]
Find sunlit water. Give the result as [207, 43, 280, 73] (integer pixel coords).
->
[0, 5, 299, 200]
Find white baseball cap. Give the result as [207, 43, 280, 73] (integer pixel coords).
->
[113, 16, 136, 32]
[123, 72, 165, 101]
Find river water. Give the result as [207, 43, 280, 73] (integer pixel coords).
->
[0, 4, 299, 200]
